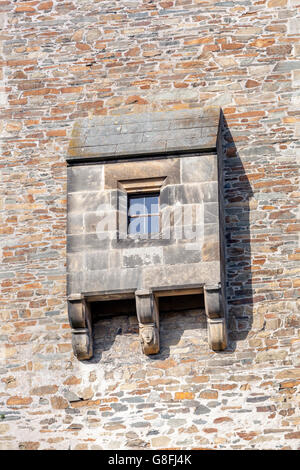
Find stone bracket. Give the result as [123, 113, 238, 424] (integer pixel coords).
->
[67, 286, 227, 360]
[135, 289, 160, 355]
[204, 284, 227, 351]
[68, 294, 93, 360]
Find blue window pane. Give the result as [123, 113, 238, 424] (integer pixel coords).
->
[147, 215, 159, 234]
[128, 216, 146, 234]
[128, 197, 146, 216]
[145, 195, 159, 214]
[128, 194, 160, 235]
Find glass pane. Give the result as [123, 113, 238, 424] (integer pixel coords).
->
[128, 216, 147, 234]
[145, 195, 159, 214]
[147, 215, 159, 234]
[128, 196, 146, 216]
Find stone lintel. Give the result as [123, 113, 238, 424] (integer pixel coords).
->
[67, 107, 220, 163]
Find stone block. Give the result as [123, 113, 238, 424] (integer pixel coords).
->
[111, 190, 127, 211]
[122, 120, 170, 134]
[68, 191, 111, 213]
[166, 135, 216, 152]
[142, 262, 220, 289]
[84, 211, 117, 234]
[82, 268, 143, 293]
[109, 250, 122, 269]
[115, 141, 167, 155]
[288, 17, 300, 34]
[274, 61, 300, 72]
[174, 182, 219, 204]
[202, 237, 220, 262]
[122, 247, 163, 268]
[163, 245, 201, 265]
[204, 203, 219, 224]
[67, 165, 104, 192]
[160, 185, 175, 207]
[104, 158, 180, 190]
[68, 144, 117, 160]
[83, 251, 109, 271]
[67, 234, 111, 253]
[204, 223, 220, 239]
[181, 155, 217, 183]
[111, 236, 171, 250]
[84, 127, 144, 147]
[67, 253, 84, 273]
[67, 213, 84, 235]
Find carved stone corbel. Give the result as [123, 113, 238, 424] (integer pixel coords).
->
[135, 289, 159, 355]
[68, 294, 93, 360]
[204, 284, 227, 351]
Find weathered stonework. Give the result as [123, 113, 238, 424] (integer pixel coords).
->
[0, 0, 299, 450]
[67, 294, 93, 360]
[66, 108, 227, 357]
[136, 290, 160, 355]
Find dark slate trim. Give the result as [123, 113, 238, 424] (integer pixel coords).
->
[66, 147, 217, 166]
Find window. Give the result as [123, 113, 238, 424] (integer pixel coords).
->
[128, 193, 160, 235]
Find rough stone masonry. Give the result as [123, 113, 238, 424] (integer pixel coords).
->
[0, 0, 299, 450]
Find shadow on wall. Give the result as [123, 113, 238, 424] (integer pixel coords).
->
[219, 110, 254, 352]
[85, 110, 254, 361]
[90, 297, 208, 363]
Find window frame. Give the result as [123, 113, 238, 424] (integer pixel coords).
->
[127, 192, 160, 236]
[116, 177, 167, 241]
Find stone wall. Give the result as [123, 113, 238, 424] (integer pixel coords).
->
[67, 151, 221, 296]
[0, 0, 299, 450]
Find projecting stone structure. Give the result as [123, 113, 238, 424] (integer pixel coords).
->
[0, 0, 299, 451]
[67, 108, 227, 359]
